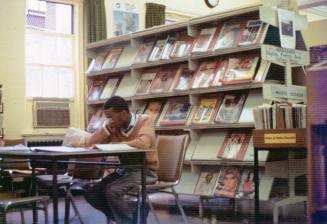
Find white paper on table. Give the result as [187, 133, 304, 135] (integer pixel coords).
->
[0, 145, 30, 151]
[30, 146, 90, 153]
[277, 8, 296, 49]
[95, 144, 137, 151]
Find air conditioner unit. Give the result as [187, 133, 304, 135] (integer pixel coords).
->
[33, 100, 70, 128]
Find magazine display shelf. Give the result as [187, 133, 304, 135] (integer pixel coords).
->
[253, 128, 307, 224]
[84, 3, 308, 222]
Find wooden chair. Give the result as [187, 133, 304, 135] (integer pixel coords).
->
[133, 134, 190, 224]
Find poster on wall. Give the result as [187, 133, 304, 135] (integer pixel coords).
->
[113, 0, 139, 36]
[277, 8, 296, 49]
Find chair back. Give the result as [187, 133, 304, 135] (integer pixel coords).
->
[1, 139, 29, 169]
[156, 134, 189, 183]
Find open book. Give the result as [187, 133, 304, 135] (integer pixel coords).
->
[94, 144, 137, 151]
[30, 146, 90, 153]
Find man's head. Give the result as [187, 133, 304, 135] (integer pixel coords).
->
[103, 96, 131, 129]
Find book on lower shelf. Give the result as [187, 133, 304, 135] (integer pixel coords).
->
[191, 96, 222, 124]
[194, 172, 219, 196]
[215, 93, 247, 123]
[217, 130, 251, 161]
[101, 48, 123, 70]
[214, 166, 242, 198]
[159, 97, 191, 126]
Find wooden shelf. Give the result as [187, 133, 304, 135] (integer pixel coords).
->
[190, 159, 265, 166]
[86, 66, 131, 77]
[155, 125, 190, 131]
[87, 97, 132, 105]
[131, 57, 188, 70]
[189, 82, 263, 95]
[190, 45, 260, 60]
[86, 34, 131, 51]
[132, 91, 189, 101]
[253, 128, 307, 148]
[190, 123, 255, 130]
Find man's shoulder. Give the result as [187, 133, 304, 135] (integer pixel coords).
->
[136, 114, 155, 126]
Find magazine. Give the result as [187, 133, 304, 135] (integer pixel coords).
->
[159, 97, 191, 126]
[214, 166, 242, 198]
[87, 79, 106, 101]
[173, 68, 194, 91]
[192, 27, 217, 52]
[87, 109, 106, 133]
[135, 72, 157, 95]
[92, 54, 107, 72]
[99, 78, 120, 99]
[102, 48, 123, 70]
[148, 38, 168, 62]
[236, 168, 257, 199]
[238, 19, 264, 46]
[215, 93, 247, 123]
[212, 59, 228, 86]
[222, 56, 259, 84]
[149, 69, 177, 93]
[194, 172, 219, 196]
[170, 32, 194, 58]
[191, 61, 217, 89]
[143, 101, 164, 122]
[214, 22, 242, 50]
[133, 41, 155, 64]
[161, 35, 176, 60]
[192, 96, 222, 124]
[217, 131, 251, 161]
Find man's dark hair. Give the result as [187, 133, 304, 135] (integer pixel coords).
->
[103, 96, 129, 113]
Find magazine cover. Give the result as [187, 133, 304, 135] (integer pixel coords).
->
[159, 97, 191, 126]
[135, 72, 157, 95]
[148, 38, 168, 62]
[92, 54, 107, 72]
[143, 101, 164, 122]
[99, 78, 120, 99]
[238, 19, 264, 46]
[86, 59, 96, 74]
[236, 168, 258, 199]
[192, 27, 217, 52]
[212, 59, 228, 86]
[173, 68, 194, 91]
[215, 93, 247, 123]
[192, 96, 222, 124]
[217, 131, 251, 161]
[170, 32, 194, 58]
[149, 69, 177, 93]
[87, 109, 105, 133]
[133, 41, 155, 64]
[87, 79, 107, 101]
[214, 22, 242, 50]
[191, 61, 218, 89]
[161, 35, 176, 60]
[102, 48, 123, 70]
[194, 172, 219, 196]
[222, 56, 259, 84]
[214, 166, 242, 198]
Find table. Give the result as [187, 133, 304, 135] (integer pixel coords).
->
[0, 148, 153, 224]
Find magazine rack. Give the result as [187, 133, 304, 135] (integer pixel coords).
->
[84, 2, 308, 223]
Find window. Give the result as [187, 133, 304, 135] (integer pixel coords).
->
[25, 0, 75, 98]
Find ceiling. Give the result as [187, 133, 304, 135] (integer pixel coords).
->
[298, 0, 327, 17]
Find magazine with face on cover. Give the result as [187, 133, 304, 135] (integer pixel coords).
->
[215, 93, 247, 123]
[159, 97, 191, 126]
[214, 22, 242, 50]
[194, 172, 219, 196]
[149, 69, 177, 93]
[191, 61, 218, 89]
[214, 166, 242, 198]
[173, 68, 194, 91]
[133, 41, 155, 64]
[192, 96, 222, 124]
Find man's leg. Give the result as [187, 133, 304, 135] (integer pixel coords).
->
[84, 172, 121, 220]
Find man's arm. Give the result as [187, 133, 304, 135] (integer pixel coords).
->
[121, 117, 156, 149]
[85, 127, 110, 147]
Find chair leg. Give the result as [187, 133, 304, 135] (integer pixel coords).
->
[67, 189, 84, 224]
[43, 201, 49, 224]
[147, 195, 160, 224]
[19, 208, 25, 224]
[171, 187, 188, 224]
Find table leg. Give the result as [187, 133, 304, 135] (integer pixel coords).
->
[52, 161, 59, 224]
[254, 148, 260, 224]
[31, 161, 38, 224]
[141, 153, 147, 224]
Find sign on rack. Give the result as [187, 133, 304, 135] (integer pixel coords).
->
[263, 83, 307, 103]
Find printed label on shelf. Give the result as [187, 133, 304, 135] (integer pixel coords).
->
[261, 44, 309, 66]
[264, 133, 296, 144]
[263, 84, 306, 102]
